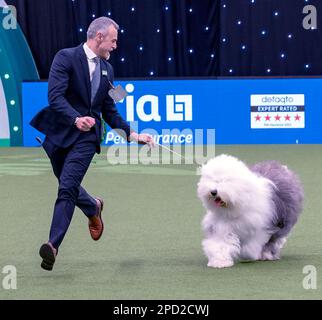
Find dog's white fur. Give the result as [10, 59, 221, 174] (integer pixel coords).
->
[197, 154, 294, 268]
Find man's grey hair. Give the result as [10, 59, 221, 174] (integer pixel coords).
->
[87, 17, 119, 39]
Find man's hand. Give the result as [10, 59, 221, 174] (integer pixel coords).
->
[129, 132, 155, 147]
[75, 117, 96, 132]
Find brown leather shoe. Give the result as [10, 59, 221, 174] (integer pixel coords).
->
[88, 198, 104, 241]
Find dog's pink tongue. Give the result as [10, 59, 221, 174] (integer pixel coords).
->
[214, 199, 222, 207]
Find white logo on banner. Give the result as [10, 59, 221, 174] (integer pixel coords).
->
[166, 95, 192, 121]
[122, 84, 192, 122]
[250, 94, 305, 129]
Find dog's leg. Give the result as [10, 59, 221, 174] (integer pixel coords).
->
[240, 231, 272, 261]
[202, 234, 240, 268]
[261, 237, 287, 260]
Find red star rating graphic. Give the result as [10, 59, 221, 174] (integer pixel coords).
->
[285, 114, 291, 121]
[295, 114, 301, 121]
[252, 112, 303, 127]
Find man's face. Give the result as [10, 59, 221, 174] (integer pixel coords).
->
[97, 25, 118, 60]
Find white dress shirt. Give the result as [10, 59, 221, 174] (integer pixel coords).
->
[83, 43, 99, 81]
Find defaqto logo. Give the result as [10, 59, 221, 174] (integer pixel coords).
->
[251, 94, 305, 129]
[118, 83, 193, 122]
[252, 94, 305, 107]
[261, 95, 294, 104]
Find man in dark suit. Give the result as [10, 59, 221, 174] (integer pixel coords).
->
[30, 17, 154, 271]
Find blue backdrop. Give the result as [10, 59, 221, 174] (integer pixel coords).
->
[22, 78, 322, 146]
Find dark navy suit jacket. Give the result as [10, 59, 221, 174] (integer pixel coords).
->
[30, 44, 131, 154]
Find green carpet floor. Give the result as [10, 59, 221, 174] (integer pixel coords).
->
[0, 145, 321, 300]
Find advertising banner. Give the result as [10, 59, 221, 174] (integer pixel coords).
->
[22, 78, 322, 146]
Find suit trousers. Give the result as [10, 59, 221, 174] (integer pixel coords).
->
[43, 130, 98, 249]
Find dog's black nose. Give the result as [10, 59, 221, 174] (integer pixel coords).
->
[211, 190, 217, 197]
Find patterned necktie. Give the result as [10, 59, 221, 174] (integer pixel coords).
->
[91, 57, 101, 104]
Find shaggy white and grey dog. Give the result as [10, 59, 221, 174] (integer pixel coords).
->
[197, 154, 304, 268]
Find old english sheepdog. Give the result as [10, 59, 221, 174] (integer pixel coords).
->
[197, 154, 304, 268]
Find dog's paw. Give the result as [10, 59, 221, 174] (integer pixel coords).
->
[260, 250, 280, 261]
[207, 259, 234, 268]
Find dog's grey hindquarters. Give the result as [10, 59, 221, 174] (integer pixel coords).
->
[250, 160, 304, 260]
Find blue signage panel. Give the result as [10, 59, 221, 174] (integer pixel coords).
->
[22, 82, 48, 147]
[22, 78, 322, 146]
